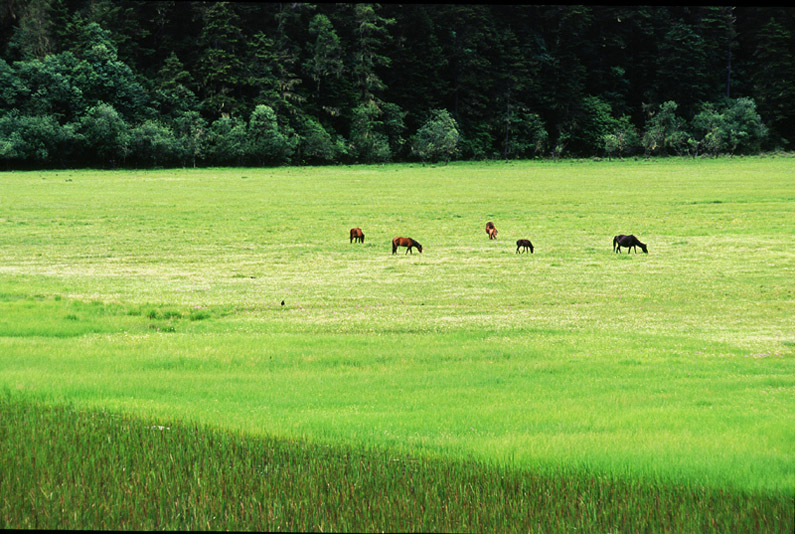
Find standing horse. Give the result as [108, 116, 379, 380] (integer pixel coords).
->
[516, 239, 534, 254]
[350, 227, 364, 243]
[613, 234, 648, 254]
[392, 237, 423, 254]
[485, 221, 498, 240]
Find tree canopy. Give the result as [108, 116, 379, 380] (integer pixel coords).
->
[0, 3, 792, 168]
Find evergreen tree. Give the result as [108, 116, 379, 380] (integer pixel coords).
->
[305, 14, 343, 108]
[656, 21, 709, 117]
[750, 17, 795, 148]
[197, 2, 245, 117]
[697, 6, 737, 100]
[7, 0, 56, 60]
[154, 51, 198, 119]
[380, 5, 449, 134]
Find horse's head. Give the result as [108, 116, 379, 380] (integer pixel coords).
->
[640, 242, 648, 253]
[414, 240, 423, 253]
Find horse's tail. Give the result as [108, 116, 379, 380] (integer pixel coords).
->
[612, 235, 618, 251]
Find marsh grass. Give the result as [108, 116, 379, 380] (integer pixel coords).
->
[1, 397, 790, 532]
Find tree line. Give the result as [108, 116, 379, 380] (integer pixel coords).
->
[0, 2, 793, 169]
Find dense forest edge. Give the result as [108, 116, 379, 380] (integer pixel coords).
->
[1, 3, 794, 169]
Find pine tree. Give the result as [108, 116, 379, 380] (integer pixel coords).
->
[750, 17, 795, 147]
[197, 2, 244, 117]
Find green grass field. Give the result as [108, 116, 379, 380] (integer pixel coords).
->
[1, 157, 794, 530]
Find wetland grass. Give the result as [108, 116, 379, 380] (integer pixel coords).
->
[1, 397, 790, 532]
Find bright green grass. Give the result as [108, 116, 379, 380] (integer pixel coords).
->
[2, 397, 789, 532]
[1, 158, 794, 499]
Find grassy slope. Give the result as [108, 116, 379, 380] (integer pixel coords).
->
[0, 158, 793, 496]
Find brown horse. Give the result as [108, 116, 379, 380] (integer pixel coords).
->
[516, 239, 534, 253]
[350, 227, 364, 243]
[392, 237, 423, 254]
[485, 221, 498, 240]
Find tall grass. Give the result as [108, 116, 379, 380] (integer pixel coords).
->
[2, 397, 790, 532]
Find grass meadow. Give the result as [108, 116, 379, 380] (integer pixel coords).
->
[1, 157, 794, 530]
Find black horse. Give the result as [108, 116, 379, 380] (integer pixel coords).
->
[613, 234, 648, 254]
[392, 237, 423, 254]
[516, 239, 534, 254]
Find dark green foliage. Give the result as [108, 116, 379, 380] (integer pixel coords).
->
[1, 397, 791, 532]
[205, 115, 247, 166]
[411, 109, 461, 163]
[76, 102, 130, 167]
[247, 104, 295, 166]
[642, 101, 694, 157]
[693, 98, 768, 156]
[0, 111, 76, 165]
[0, 4, 793, 168]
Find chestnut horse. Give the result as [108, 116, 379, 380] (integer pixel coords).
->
[392, 237, 423, 254]
[485, 221, 498, 240]
[516, 239, 534, 254]
[613, 234, 648, 254]
[350, 227, 364, 243]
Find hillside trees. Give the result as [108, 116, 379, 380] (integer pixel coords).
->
[0, 3, 792, 169]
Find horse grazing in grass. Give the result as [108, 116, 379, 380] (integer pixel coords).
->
[350, 227, 364, 243]
[485, 221, 498, 240]
[516, 239, 534, 254]
[613, 234, 648, 254]
[392, 237, 422, 254]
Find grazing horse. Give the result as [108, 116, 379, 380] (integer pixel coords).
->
[613, 234, 648, 254]
[392, 237, 422, 254]
[516, 239, 534, 254]
[350, 227, 364, 243]
[485, 221, 498, 240]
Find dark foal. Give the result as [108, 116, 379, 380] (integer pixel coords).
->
[516, 239, 534, 253]
[613, 234, 648, 254]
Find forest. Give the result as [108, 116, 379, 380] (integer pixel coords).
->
[0, 2, 793, 168]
